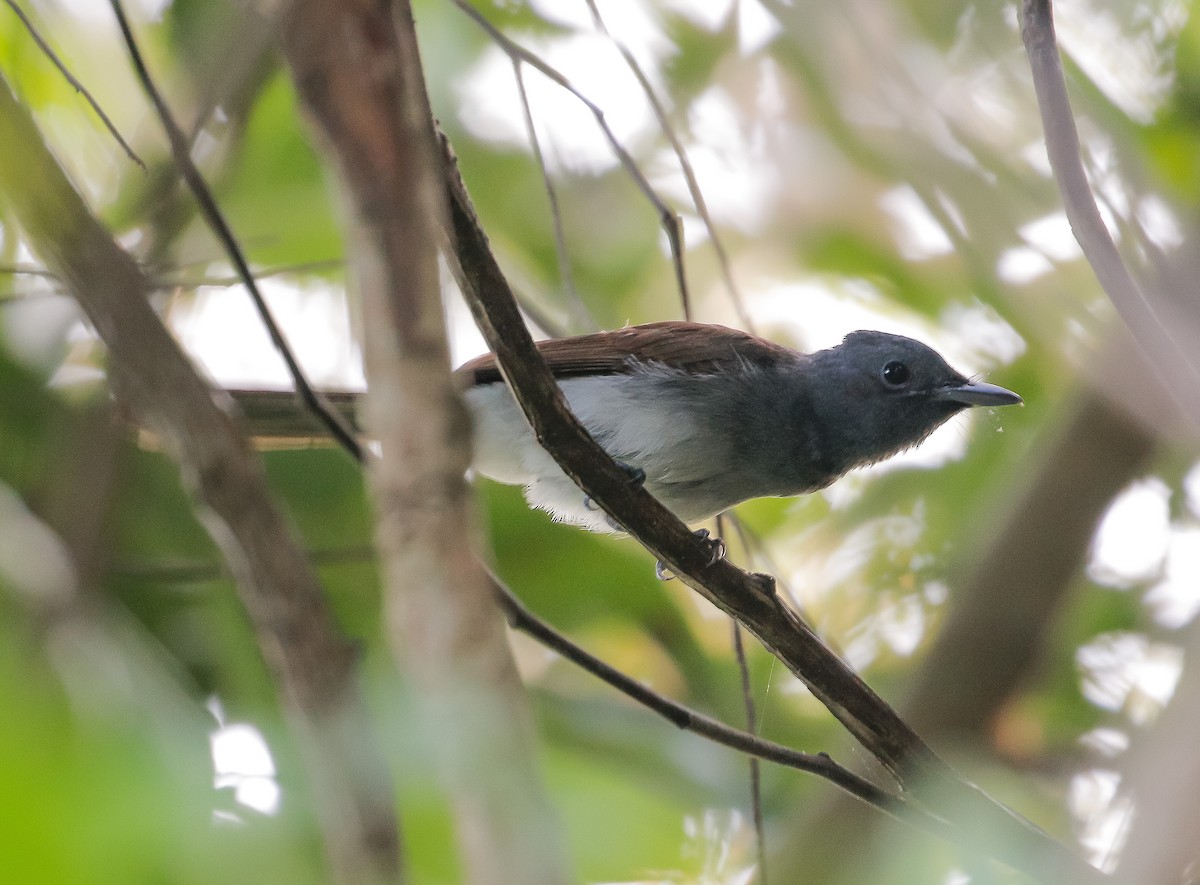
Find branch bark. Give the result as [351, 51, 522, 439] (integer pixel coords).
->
[0, 73, 399, 884]
[275, 3, 570, 883]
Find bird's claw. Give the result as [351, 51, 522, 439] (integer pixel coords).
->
[693, 528, 727, 565]
[583, 461, 646, 515]
[616, 461, 647, 488]
[655, 528, 726, 580]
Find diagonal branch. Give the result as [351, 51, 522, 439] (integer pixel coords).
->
[4, 0, 144, 169]
[491, 572, 924, 820]
[582, 0, 753, 329]
[439, 133, 1106, 883]
[511, 59, 592, 330]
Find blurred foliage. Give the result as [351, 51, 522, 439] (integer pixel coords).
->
[1, 0, 1199, 882]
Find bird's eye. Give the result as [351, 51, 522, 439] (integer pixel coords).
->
[881, 360, 911, 386]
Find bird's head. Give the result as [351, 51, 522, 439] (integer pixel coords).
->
[806, 330, 1021, 471]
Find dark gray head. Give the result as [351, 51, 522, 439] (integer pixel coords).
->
[804, 330, 1021, 474]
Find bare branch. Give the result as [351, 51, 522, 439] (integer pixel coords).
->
[583, 0, 754, 329]
[511, 60, 592, 330]
[492, 572, 904, 814]
[717, 511, 769, 882]
[451, 0, 692, 318]
[732, 619, 768, 882]
[155, 258, 346, 289]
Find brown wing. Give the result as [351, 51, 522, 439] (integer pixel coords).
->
[458, 321, 801, 386]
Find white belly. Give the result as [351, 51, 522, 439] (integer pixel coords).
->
[465, 371, 728, 531]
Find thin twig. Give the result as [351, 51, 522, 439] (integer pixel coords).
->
[511, 60, 592, 330]
[107, 0, 364, 462]
[492, 573, 920, 822]
[0, 287, 62, 303]
[113, 545, 377, 584]
[720, 512, 768, 883]
[733, 620, 768, 883]
[4, 0, 145, 170]
[724, 511, 826, 650]
[0, 263, 62, 303]
[583, 0, 754, 329]
[1, 258, 349, 305]
[154, 258, 346, 288]
[451, 0, 691, 318]
[0, 263, 59, 280]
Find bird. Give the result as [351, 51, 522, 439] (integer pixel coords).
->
[459, 321, 1022, 533]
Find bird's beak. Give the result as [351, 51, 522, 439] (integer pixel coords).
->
[937, 380, 1023, 407]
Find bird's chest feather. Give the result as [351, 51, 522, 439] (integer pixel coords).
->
[560, 371, 732, 483]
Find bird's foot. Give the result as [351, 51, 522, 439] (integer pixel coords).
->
[656, 528, 727, 580]
[615, 461, 647, 487]
[694, 528, 727, 565]
[583, 461, 646, 515]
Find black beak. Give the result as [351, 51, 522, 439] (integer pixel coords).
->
[937, 380, 1023, 407]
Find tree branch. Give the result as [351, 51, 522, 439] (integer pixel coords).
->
[4, 0, 144, 169]
[439, 135, 1105, 882]
[451, 0, 691, 317]
[489, 572, 963, 841]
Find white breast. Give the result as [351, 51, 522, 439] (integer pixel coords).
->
[465, 370, 719, 531]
